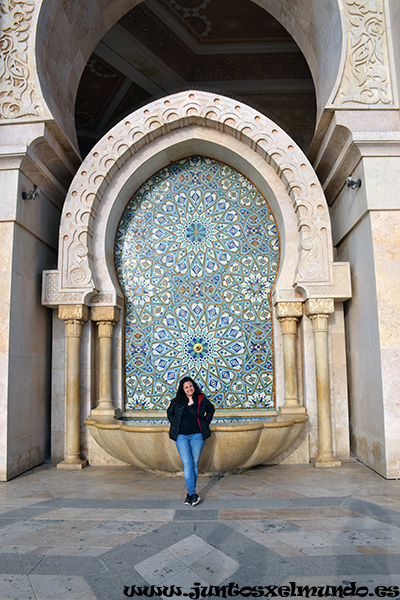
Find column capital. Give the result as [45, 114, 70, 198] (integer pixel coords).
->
[91, 306, 120, 324]
[308, 314, 330, 333]
[58, 304, 89, 322]
[304, 298, 334, 317]
[275, 302, 303, 319]
[97, 321, 115, 338]
[280, 318, 299, 335]
[64, 320, 85, 338]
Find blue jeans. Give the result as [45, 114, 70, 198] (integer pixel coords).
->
[176, 433, 205, 495]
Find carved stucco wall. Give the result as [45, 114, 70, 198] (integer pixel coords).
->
[332, 0, 396, 107]
[42, 90, 351, 308]
[0, 0, 51, 121]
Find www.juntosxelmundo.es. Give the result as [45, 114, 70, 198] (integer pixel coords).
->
[123, 582, 400, 598]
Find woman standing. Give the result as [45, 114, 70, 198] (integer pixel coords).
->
[167, 377, 215, 506]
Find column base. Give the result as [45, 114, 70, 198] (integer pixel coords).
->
[57, 458, 88, 470]
[313, 458, 342, 468]
[90, 406, 122, 418]
[279, 405, 307, 415]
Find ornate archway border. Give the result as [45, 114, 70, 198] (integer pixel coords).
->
[42, 90, 351, 307]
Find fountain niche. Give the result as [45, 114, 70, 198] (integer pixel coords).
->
[85, 155, 308, 472]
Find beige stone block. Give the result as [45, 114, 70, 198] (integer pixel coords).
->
[58, 305, 89, 321]
[364, 158, 400, 211]
[305, 298, 335, 316]
[0, 223, 13, 356]
[277, 429, 310, 465]
[51, 430, 65, 463]
[11, 274, 51, 359]
[51, 311, 64, 341]
[382, 349, 400, 439]
[52, 376, 65, 413]
[8, 357, 50, 441]
[0, 449, 6, 481]
[275, 302, 303, 318]
[6, 432, 49, 480]
[91, 306, 120, 323]
[51, 399, 65, 432]
[87, 431, 129, 467]
[371, 211, 400, 261]
[385, 439, 400, 479]
[0, 171, 18, 221]
[0, 356, 8, 446]
[16, 178, 60, 251]
[348, 349, 385, 439]
[375, 263, 400, 350]
[351, 426, 386, 478]
[52, 336, 66, 371]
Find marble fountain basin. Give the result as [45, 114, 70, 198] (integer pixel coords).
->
[85, 412, 308, 473]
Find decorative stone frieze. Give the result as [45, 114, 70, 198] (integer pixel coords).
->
[0, 0, 44, 120]
[42, 272, 125, 308]
[42, 271, 89, 306]
[299, 263, 352, 301]
[333, 0, 394, 107]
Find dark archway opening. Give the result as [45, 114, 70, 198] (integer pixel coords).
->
[75, 0, 316, 158]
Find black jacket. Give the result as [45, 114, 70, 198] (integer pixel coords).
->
[167, 394, 215, 441]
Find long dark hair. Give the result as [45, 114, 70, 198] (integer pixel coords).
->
[174, 376, 202, 406]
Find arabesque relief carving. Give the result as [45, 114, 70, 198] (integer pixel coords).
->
[337, 0, 393, 105]
[56, 90, 334, 298]
[0, 0, 41, 119]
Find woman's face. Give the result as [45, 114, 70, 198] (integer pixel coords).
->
[183, 381, 195, 398]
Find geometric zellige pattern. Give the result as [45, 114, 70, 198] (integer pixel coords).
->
[115, 156, 279, 412]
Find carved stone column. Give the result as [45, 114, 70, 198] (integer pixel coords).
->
[91, 306, 121, 417]
[58, 305, 89, 469]
[276, 302, 306, 414]
[305, 299, 341, 467]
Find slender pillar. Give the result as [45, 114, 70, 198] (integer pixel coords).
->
[91, 306, 121, 417]
[305, 299, 341, 468]
[57, 305, 89, 469]
[276, 302, 306, 414]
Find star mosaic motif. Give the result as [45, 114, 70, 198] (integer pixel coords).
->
[242, 275, 271, 302]
[176, 213, 217, 252]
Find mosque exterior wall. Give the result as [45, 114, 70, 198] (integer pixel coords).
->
[0, 0, 398, 479]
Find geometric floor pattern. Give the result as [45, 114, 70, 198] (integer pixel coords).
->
[1, 460, 400, 599]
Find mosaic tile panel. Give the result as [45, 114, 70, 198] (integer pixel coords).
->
[115, 156, 280, 412]
[120, 418, 275, 425]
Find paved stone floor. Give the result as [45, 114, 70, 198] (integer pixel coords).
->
[1, 459, 400, 599]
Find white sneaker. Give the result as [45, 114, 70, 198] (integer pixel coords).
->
[191, 493, 201, 506]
